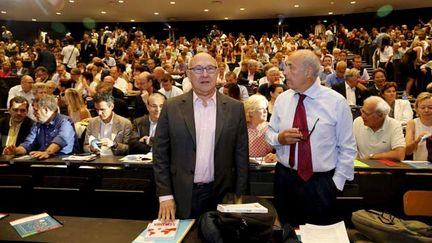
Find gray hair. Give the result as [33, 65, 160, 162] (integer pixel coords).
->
[344, 68, 360, 80]
[364, 96, 391, 117]
[35, 95, 58, 112]
[294, 49, 321, 79]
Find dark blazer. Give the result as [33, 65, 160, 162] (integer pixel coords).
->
[366, 85, 380, 97]
[134, 94, 149, 118]
[332, 82, 368, 106]
[129, 115, 152, 154]
[80, 41, 97, 64]
[0, 115, 34, 151]
[153, 91, 249, 218]
[12, 67, 30, 77]
[237, 71, 264, 85]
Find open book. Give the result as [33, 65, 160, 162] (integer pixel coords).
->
[132, 219, 195, 243]
[9, 213, 63, 238]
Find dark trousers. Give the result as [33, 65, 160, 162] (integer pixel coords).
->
[274, 163, 339, 227]
[191, 182, 216, 218]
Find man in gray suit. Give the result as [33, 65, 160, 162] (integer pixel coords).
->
[84, 93, 132, 155]
[153, 53, 249, 220]
[129, 92, 166, 154]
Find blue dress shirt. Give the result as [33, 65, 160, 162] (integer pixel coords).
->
[325, 73, 345, 87]
[20, 113, 76, 155]
[266, 81, 357, 190]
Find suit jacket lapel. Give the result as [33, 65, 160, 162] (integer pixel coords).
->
[180, 91, 196, 147]
[215, 92, 227, 146]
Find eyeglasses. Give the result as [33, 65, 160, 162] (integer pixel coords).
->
[189, 65, 218, 74]
[299, 118, 319, 141]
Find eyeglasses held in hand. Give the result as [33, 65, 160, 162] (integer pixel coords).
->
[189, 65, 218, 74]
[300, 118, 319, 141]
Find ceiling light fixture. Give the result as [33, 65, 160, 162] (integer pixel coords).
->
[224, 17, 229, 20]
[56, 12, 61, 15]
[154, 12, 159, 15]
[101, 11, 107, 14]
[130, 19, 135, 22]
[170, 1, 176, 4]
[330, 1, 334, 4]
[118, 0, 124, 3]
[69, 0, 74, 3]
[350, 1, 356, 4]
[294, 4, 299, 8]
[32, 18, 37, 21]
[328, 11, 333, 15]
[240, 7, 245, 11]
[0, 11, 6, 14]
[204, 9, 209, 12]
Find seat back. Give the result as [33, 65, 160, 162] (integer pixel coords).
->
[403, 190, 432, 216]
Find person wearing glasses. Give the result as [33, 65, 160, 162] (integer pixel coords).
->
[353, 96, 405, 161]
[266, 49, 356, 227]
[153, 52, 249, 221]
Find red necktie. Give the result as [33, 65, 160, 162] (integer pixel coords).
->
[289, 94, 313, 181]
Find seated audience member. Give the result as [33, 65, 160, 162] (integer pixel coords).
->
[51, 64, 71, 85]
[244, 94, 276, 163]
[267, 84, 285, 120]
[222, 83, 241, 101]
[7, 75, 34, 108]
[0, 96, 34, 153]
[238, 59, 264, 85]
[258, 67, 288, 100]
[3, 95, 76, 158]
[318, 55, 334, 82]
[218, 71, 249, 101]
[367, 68, 387, 96]
[12, 60, 29, 77]
[351, 55, 370, 82]
[182, 77, 192, 93]
[158, 73, 183, 99]
[80, 71, 96, 97]
[64, 88, 91, 123]
[45, 81, 57, 95]
[405, 92, 432, 161]
[134, 72, 159, 118]
[0, 61, 12, 77]
[95, 81, 129, 118]
[332, 68, 368, 106]
[129, 93, 166, 154]
[84, 93, 132, 156]
[353, 96, 405, 161]
[325, 61, 347, 87]
[380, 82, 413, 125]
[258, 63, 286, 86]
[102, 75, 124, 99]
[34, 66, 50, 83]
[110, 65, 128, 95]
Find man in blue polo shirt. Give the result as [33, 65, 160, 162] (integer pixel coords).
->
[3, 95, 76, 159]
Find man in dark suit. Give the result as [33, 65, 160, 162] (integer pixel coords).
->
[0, 96, 33, 153]
[153, 53, 249, 220]
[238, 59, 264, 85]
[332, 68, 368, 106]
[80, 33, 97, 64]
[35, 44, 57, 75]
[129, 93, 166, 154]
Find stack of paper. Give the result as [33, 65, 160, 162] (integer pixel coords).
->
[62, 154, 97, 161]
[120, 153, 152, 163]
[299, 221, 349, 243]
[9, 213, 63, 238]
[217, 202, 268, 213]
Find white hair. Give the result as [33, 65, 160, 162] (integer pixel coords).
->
[364, 96, 391, 117]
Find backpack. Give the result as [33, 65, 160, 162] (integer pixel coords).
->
[352, 209, 432, 243]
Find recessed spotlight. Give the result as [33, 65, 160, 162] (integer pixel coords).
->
[224, 17, 229, 20]
[240, 7, 245, 11]
[118, 0, 124, 3]
[0, 11, 6, 14]
[56, 12, 61, 15]
[154, 12, 159, 15]
[330, 1, 334, 4]
[32, 19, 37, 21]
[170, 1, 176, 4]
[350, 1, 356, 3]
[130, 19, 135, 22]
[294, 4, 299, 8]
[204, 9, 209, 12]
[69, 0, 74, 3]
[328, 11, 333, 15]
[101, 11, 107, 14]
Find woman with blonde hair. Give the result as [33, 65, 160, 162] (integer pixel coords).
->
[244, 94, 276, 163]
[405, 92, 432, 160]
[64, 88, 91, 123]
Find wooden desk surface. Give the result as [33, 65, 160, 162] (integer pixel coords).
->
[0, 214, 200, 243]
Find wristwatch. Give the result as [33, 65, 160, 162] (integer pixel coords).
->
[369, 153, 374, 159]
